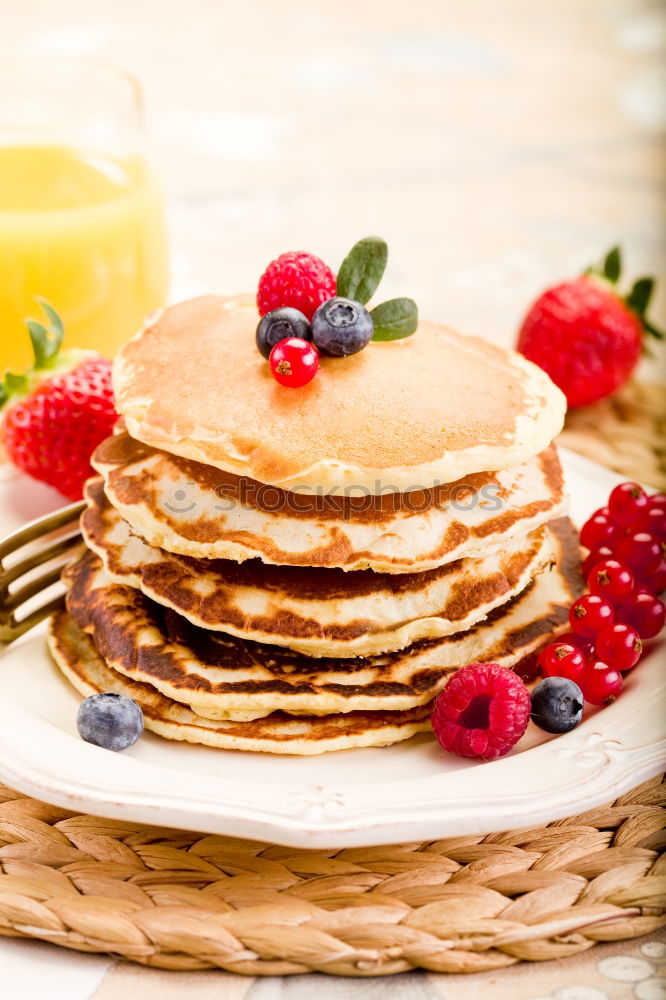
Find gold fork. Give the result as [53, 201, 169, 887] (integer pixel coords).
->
[0, 501, 85, 643]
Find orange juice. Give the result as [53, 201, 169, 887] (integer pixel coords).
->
[0, 144, 168, 372]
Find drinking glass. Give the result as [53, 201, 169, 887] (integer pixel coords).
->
[0, 58, 169, 372]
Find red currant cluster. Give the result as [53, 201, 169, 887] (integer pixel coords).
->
[538, 482, 665, 708]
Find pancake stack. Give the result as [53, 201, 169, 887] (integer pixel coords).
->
[48, 295, 582, 754]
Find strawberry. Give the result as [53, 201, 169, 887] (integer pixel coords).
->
[517, 247, 663, 407]
[1, 300, 118, 500]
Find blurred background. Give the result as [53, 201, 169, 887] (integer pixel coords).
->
[4, 0, 664, 351]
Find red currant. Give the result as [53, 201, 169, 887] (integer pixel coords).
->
[537, 642, 585, 684]
[608, 481, 648, 530]
[648, 493, 666, 511]
[556, 631, 596, 657]
[569, 594, 615, 639]
[595, 623, 642, 672]
[514, 651, 540, 683]
[269, 337, 319, 387]
[582, 546, 614, 579]
[581, 659, 623, 706]
[637, 559, 666, 596]
[615, 532, 664, 578]
[580, 508, 620, 552]
[635, 503, 666, 541]
[586, 558, 634, 605]
[616, 590, 665, 639]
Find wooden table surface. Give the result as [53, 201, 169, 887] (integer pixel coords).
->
[3, 0, 665, 996]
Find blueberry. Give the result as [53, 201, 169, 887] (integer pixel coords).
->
[256, 308, 312, 359]
[311, 297, 374, 356]
[530, 677, 584, 734]
[76, 692, 144, 751]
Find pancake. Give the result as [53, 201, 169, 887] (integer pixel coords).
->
[62, 518, 581, 721]
[83, 478, 554, 657]
[112, 295, 566, 493]
[93, 431, 567, 573]
[48, 613, 432, 754]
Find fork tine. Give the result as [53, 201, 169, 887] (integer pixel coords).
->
[2, 559, 79, 614]
[0, 501, 85, 563]
[0, 593, 67, 643]
[0, 499, 85, 643]
[0, 529, 83, 587]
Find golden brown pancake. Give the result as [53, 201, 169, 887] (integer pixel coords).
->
[62, 518, 581, 721]
[82, 478, 553, 657]
[48, 612, 433, 754]
[113, 295, 566, 493]
[93, 431, 567, 572]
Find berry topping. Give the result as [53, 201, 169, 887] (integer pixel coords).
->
[76, 692, 144, 751]
[608, 481, 648, 529]
[311, 296, 374, 356]
[254, 238, 418, 377]
[569, 594, 615, 639]
[580, 508, 620, 552]
[530, 677, 584, 734]
[269, 337, 319, 387]
[587, 558, 634, 605]
[580, 660, 623, 706]
[256, 307, 312, 360]
[595, 622, 642, 672]
[537, 642, 586, 684]
[257, 251, 336, 321]
[517, 246, 664, 407]
[616, 590, 665, 639]
[1, 302, 118, 500]
[431, 663, 531, 760]
[615, 532, 664, 578]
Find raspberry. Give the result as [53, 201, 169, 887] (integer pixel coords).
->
[431, 663, 531, 760]
[257, 251, 336, 321]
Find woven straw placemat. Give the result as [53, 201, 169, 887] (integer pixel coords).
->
[0, 378, 664, 976]
[0, 777, 664, 975]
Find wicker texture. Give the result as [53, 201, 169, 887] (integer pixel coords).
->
[0, 777, 664, 975]
[558, 380, 666, 490]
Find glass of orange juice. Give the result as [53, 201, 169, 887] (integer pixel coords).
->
[0, 59, 169, 373]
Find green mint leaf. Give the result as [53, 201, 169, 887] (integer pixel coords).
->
[603, 246, 621, 283]
[626, 276, 654, 317]
[337, 236, 388, 304]
[370, 298, 418, 341]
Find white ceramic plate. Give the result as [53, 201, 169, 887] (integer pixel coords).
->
[0, 451, 663, 848]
